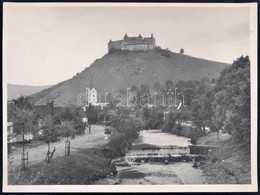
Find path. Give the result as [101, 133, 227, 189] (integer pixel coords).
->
[9, 125, 107, 168]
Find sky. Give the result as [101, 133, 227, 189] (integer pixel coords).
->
[4, 4, 251, 86]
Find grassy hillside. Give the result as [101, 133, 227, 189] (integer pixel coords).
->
[7, 84, 53, 100]
[31, 49, 229, 106]
[197, 132, 251, 184]
[8, 149, 116, 185]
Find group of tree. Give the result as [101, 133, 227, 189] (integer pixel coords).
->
[142, 106, 164, 129]
[212, 56, 250, 143]
[8, 97, 87, 143]
[161, 111, 182, 135]
[139, 56, 250, 144]
[105, 107, 144, 161]
[190, 56, 250, 143]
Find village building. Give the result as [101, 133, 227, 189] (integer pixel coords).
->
[108, 33, 156, 52]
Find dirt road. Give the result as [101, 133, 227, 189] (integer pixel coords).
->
[9, 125, 107, 168]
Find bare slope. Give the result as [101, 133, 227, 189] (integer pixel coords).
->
[7, 84, 53, 100]
[32, 50, 229, 106]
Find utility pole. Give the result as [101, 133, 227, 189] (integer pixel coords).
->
[21, 124, 28, 170]
[46, 100, 54, 162]
[65, 131, 70, 156]
[22, 125, 25, 169]
[174, 87, 178, 106]
[88, 103, 92, 134]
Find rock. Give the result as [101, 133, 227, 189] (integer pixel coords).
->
[193, 162, 198, 168]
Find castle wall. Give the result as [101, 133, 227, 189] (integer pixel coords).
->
[122, 44, 155, 51]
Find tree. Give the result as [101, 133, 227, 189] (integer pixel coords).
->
[176, 80, 198, 106]
[58, 121, 75, 138]
[56, 105, 86, 135]
[143, 107, 164, 129]
[153, 81, 162, 92]
[72, 107, 86, 135]
[13, 108, 35, 135]
[190, 91, 213, 135]
[106, 109, 143, 160]
[165, 80, 174, 92]
[200, 76, 210, 85]
[140, 83, 150, 94]
[40, 115, 60, 142]
[13, 96, 33, 110]
[212, 56, 250, 142]
[162, 111, 176, 133]
[12, 107, 36, 169]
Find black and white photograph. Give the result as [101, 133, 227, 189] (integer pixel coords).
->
[2, 2, 257, 192]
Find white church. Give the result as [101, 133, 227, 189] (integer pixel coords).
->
[86, 87, 98, 105]
[83, 76, 108, 110]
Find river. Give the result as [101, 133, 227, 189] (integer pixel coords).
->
[93, 129, 205, 185]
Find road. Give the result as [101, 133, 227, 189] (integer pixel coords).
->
[9, 125, 108, 168]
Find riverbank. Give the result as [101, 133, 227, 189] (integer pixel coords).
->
[93, 162, 205, 185]
[197, 132, 251, 184]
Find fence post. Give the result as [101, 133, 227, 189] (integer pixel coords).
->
[26, 152, 29, 169]
[65, 140, 70, 156]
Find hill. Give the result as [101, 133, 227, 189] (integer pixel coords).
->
[31, 49, 229, 106]
[7, 84, 53, 100]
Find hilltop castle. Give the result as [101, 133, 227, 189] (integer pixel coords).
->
[108, 33, 156, 52]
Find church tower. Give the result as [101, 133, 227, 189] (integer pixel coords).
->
[86, 75, 97, 105]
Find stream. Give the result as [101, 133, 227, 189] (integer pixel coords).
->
[93, 129, 205, 185]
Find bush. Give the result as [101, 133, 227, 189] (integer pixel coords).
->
[104, 127, 114, 135]
[175, 123, 182, 135]
[190, 127, 204, 145]
[106, 109, 144, 160]
[180, 126, 192, 137]
[160, 49, 171, 57]
[145, 119, 163, 129]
